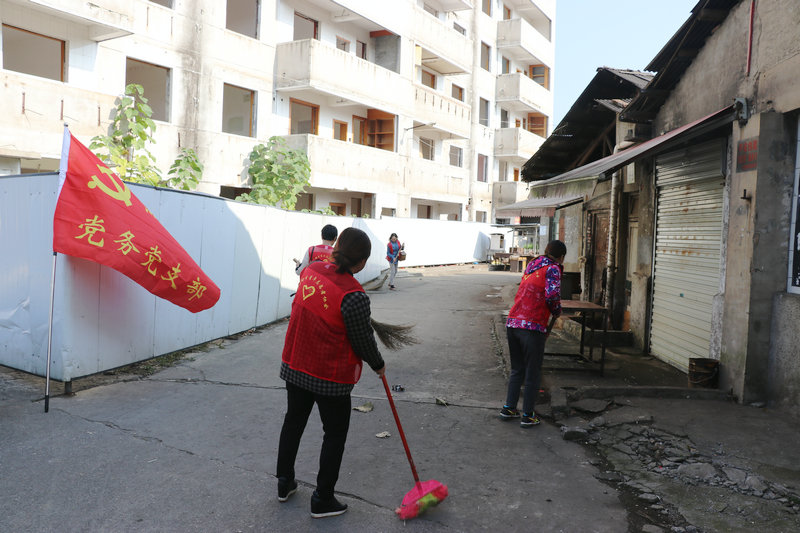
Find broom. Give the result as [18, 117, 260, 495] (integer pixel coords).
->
[370, 319, 418, 350]
[369, 320, 447, 519]
[380, 374, 448, 519]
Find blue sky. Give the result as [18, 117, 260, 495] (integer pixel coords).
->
[553, 0, 699, 125]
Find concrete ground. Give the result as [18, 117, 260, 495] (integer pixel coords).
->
[2, 264, 799, 532]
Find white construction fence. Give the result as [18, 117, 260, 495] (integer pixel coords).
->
[1, 173, 504, 381]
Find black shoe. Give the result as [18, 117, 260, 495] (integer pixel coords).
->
[389, 285, 396, 290]
[277, 477, 297, 502]
[310, 490, 348, 518]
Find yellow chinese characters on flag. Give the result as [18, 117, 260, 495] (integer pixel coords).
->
[53, 131, 220, 313]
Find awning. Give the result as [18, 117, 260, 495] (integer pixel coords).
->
[495, 195, 583, 217]
[534, 106, 735, 186]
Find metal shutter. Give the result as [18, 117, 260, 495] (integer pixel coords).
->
[650, 139, 725, 371]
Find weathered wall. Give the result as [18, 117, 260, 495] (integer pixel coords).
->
[629, 158, 655, 351]
[768, 293, 800, 417]
[743, 112, 796, 402]
[649, 0, 800, 406]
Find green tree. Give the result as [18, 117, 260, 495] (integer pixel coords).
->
[236, 136, 311, 210]
[90, 83, 202, 191]
[165, 148, 203, 191]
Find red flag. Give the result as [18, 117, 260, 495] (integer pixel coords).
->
[53, 128, 220, 313]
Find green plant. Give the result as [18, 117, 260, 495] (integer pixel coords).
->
[90, 83, 202, 191]
[165, 148, 203, 191]
[90, 84, 162, 186]
[236, 136, 310, 209]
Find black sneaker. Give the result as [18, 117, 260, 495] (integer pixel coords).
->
[277, 477, 297, 502]
[499, 406, 520, 420]
[520, 413, 541, 427]
[310, 491, 348, 518]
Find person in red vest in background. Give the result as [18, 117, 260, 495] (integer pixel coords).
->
[277, 227, 386, 518]
[293, 224, 338, 275]
[386, 232, 403, 289]
[500, 239, 566, 428]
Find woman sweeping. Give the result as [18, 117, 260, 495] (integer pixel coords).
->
[386, 233, 402, 290]
[276, 227, 386, 518]
[500, 239, 566, 427]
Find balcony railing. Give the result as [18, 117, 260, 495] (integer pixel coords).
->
[497, 18, 553, 66]
[495, 72, 553, 115]
[492, 180, 530, 210]
[282, 134, 467, 199]
[17, 0, 133, 41]
[413, 85, 471, 139]
[412, 8, 471, 75]
[494, 127, 545, 162]
[276, 39, 408, 115]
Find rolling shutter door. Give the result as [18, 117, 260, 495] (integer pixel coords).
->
[650, 139, 725, 371]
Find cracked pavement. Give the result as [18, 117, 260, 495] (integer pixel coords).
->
[2, 265, 799, 532]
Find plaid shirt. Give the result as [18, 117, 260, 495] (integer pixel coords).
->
[281, 291, 385, 396]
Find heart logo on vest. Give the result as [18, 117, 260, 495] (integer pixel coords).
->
[302, 285, 316, 300]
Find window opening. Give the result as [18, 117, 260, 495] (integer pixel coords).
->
[227, 0, 259, 38]
[294, 12, 318, 40]
[2, 25, 64, 82]
[479, 98, 490, 127]
[449, 146, 463, 167]
[477, 154, 488, 182]
[290, 98, 319, 134]
[353, 115, 367, 145]
[126, 58, 170, 122]
[336, 36, 350, 52]
[333, 120, 348, 141]
[222, 83, 255, 137]
[356, 40, 367, 59]
[529, 64, 549, 89]
[419, 137, 434, 160]
[451, 84, 464, 101]
[329, 202, 346, 216]
[480, 42, 491, 71]
[421, 70, 435, 89]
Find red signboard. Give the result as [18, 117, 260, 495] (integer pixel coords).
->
[736, 137, 758, 171]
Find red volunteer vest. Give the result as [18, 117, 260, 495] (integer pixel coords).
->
[309, 244, 333, 264]
[282, 261, 364, 384]
[507, 262, 557, 329]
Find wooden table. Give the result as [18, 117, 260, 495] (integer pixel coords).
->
[547, 299, 608, 375]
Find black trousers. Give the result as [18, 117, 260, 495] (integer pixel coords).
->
[276, 382, 351, 499]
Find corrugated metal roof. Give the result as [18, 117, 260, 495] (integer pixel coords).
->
[495, 195, 584, 217]
[521, 67, 653, 182]
[530, 106, 734, 187]
[595, 98, 631, 114]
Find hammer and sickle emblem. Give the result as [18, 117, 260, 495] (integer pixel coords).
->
[87, 165, 132, 207]
[302, 285, 316, 301]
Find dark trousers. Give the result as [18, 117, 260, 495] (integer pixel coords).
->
[504, 327, 546, 415]
[276, 382, 351, 499]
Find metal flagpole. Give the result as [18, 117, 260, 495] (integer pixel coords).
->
[44, 251, 58, 413]
[45, 123, 71, 413]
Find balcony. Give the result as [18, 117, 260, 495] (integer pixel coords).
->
[495, 72, 553, 115]
[424, 0, 473, 11]
[412, 8, 471, 75]
[276, 39, 408, 116]
[497, 18, 553, 66]
[493, 181, 530, 213]
[281, 134, 467, 200]
[413, 85, 471, 139]
[4, 0, 132, 41]
[494, 127, 545, 163]
[282, 134, 405, 192]
[503, 0, 556, 32]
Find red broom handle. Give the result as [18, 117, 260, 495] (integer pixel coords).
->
[381, 374, 421, 485]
